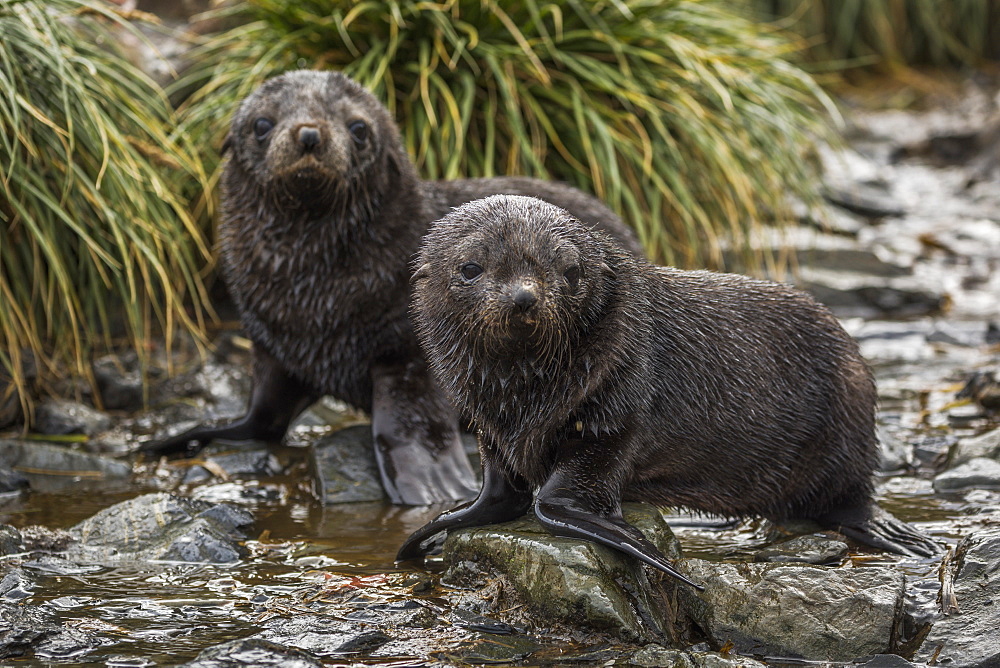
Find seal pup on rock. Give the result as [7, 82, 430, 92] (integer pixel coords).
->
[397, 195, 939, 583]
[140, 70, 641, 506]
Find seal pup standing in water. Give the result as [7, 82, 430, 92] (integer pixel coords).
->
[140, 71, 641, 506]
[397, 195, 939, 582]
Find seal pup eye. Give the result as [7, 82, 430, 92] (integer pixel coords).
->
[348, 120, 368, 146]
[460, 262, 483, 281]
[253, 118, 274, 140]
[563, 265, 580, 292]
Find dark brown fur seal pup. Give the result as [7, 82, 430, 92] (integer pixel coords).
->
[397, 194, 939, 583]
[140, 70, 641, 505]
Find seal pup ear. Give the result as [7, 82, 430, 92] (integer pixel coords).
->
[411, 263, 431, 283]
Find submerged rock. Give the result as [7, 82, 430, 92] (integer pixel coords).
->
[933, 457, 1000, 491]
[753, 534, 849, 565]
[442, 503, 682, 643]
[674, 560, 906, 661]
[0, 604, 99, 662]
[33, 399, 111, 437]
[66, 493, 253, 563]
[255, 615, 391, 656]
[916, 527, 1000, 666]
[629, 645, 768, 668]
[180, 638, 323, 668]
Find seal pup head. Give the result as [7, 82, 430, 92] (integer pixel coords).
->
[223, 70, 412, 215]
[412, 194, 617, 403]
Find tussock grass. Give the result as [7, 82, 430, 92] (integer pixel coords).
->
[747, 0, 1000, 70]
[1, 0, 213, 413]
[176, 0, 834, 267]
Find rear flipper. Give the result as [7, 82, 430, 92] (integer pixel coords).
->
[817, 503, 940, 558]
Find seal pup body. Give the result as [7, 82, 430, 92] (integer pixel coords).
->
[397, 195, 938, 580]
[141, 71, 641, 506]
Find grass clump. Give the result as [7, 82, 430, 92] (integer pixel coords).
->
[176, 0, 834, 267]
[1, 0, 213, 414]
[747, 0, 1000, 71]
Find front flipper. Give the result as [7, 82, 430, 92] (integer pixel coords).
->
[139, 347, 316, 458]
[396, 457, 532, 563]
[817, 503, 940, 558]
[534, 439, 703, 590]
[372, 362, 479, 505]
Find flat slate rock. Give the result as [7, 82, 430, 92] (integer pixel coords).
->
[67, 493, 253, 563]
[916, 527, 1000, 667]
[255, 615, 391, 656]
[674, 560, 905, 661]
[0, 440, 130, 493]
[180, 638, 323, 668]
[310, 425, 386, 504]
[933, 457, 1000, 492]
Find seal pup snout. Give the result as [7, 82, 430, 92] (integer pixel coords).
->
[510, 279, 540, 312]
[296, 124, 322, 152]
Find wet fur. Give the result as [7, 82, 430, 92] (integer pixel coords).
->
[410, 195, 921, 539]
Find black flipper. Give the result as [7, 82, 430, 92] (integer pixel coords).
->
[533, 440, 703, 590]
[817, 503, 941, 558]
[372, 361, 479, 505]
[396, 457, 532, 562]
[139, 348, 316, 458]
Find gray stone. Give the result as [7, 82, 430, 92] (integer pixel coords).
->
[933, 457, 1000, 492]
[674, 560, 905, 660]
[33, 399, 111, 437]
[180, 638, 323, 668]
[0, 440, 130, 493]
[182, 446, 280, 483]
[916, 527, 1000, 666]
[753, 534, 849, 565]
[442, 503, 682, 642]
[93, 353, 145, 411]
[951, 427, 1000, 466]
[0, 605, 58, 660]
[67, 493, 252, 563]
[311, 425, 386, 504]
[629, 645, 768, 668]
[255, 615, 391, 656]
[0, 526, 23, 557]
[0, 468, 28, 495]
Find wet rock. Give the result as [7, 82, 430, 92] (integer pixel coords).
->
[33, 399, 111, 437]
[151, 359, 251, 428]
[0, 468, 29, 495]
[957, 370, 1000, 414]
[435, 635, 543, 664]
[255, 615, 391, 656]
[0, 379, 22, 431]
[950, 427, 1000, 466]
[823, 182, 906, 219]
[442, 503, 682, 642]
[753, 534, 849, 565]
[0, 605, 58, 660]
[801, 271, 944, 319]
[180, 638, 323, 668]
[0, 440, 130, 493]
[67, 493, 252, 563]
[18, 526, 74, 552]
[311, 425, 386, 504]
[674, 560, 905, 660]
[855, 655, 916, 668]
[878, 426, 915, 473]
[933, 457, 1000, 492]
[183, 446, 281, 484]
[0, 526, 23, 557]
[92, 353, 146, 412]
[0, 570, 34, 601]
[916, 527, 1000, 666]
[629, 645, 768, 668]
[343, 600, 438, 629]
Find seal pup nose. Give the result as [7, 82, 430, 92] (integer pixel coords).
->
[297, 126, 321, 151]
[512, 284, 538, 312]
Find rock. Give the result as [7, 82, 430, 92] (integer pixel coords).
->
[0, 605, 58, 660]
[311, 425, 386, 504]
[152, 359, 250, 424]
[933, 457, 1000, 492]
[878, 426, 914, 473]
[0, 526, 23, 556]
[0, 378, 22, 431]
[182, 447, 281, 484]
[435, 635, 543, 664]
[823, 182, 906, 219]
[674, 560, 906, 660]
[180, 638, 323, 668]
[950, 427, 1000, 466]
[753, 534, 849, 565]
[255, 615, 391, 656]
[0, 440, 130, 493]
[442, 503, 682, 642]
[629, 645, 768, 668]
[92, 353, 146, 411]
[67, 493, 253, 563]
[0, 570, 33, 601]
[0, 468, 29, 495]
[33, 399, 111, 437]
[916, 527, 1000, 666]
[800, 271, 944, 319]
